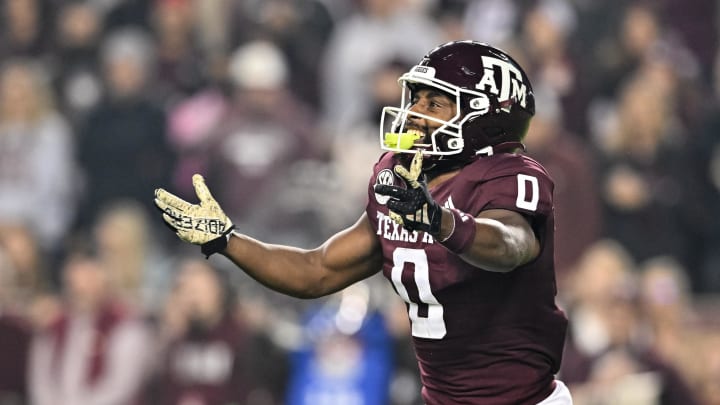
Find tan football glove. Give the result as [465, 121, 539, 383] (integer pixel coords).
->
[154, 174, 234, 257]
[373, 151, 442, 235]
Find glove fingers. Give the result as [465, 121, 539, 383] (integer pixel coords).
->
[160, 213, 182, 233]
[154, 196, 178, 216]
[155, 188, 193, 211]
[374, 184, 411, 200]
[192, 174, 217, 206]
[394, 164, 420, 188]
[389, 211, 404, 226]
[409, 151, 423, 180]
[394, 165, 411, 180]
[386, 199, 406, 214]
[385, 199, 418, 215]
[159, 212, 181, 232]
[153, 197, 168, 214]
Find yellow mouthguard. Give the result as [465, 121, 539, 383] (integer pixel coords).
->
[383, 132, 422, 150]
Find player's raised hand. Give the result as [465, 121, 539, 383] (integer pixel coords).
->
[154, 174, 235, 257]
[374, 151, 442, 235]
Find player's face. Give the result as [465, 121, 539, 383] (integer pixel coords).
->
[405, 87, 459, 155]
[406, 88, 456, 136]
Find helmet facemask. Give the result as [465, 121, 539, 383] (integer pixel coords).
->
[380, 67, 498, 170]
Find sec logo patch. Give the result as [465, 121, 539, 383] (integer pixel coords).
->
[374, 169, 395, 204]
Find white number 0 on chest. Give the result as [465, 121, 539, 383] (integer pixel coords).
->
[390, 247, 447, 339]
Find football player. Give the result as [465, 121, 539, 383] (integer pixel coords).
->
[155, 40, 571, 404]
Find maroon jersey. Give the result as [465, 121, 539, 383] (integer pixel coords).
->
[366, 152, 568, 405]
[156, 316, 251, 405]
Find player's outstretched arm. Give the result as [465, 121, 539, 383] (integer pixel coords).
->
[155, 174, 383, 298]
[221, 213, 383, 298]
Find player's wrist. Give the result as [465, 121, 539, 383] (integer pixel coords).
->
[200, 225, 236, 258]
[432, 207, 453, 239]
[427, 201, 443, 235]
[438, 208, 476, 254]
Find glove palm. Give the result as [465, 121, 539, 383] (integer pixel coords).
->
[374, 151, 442, 235]
[154, 174, 234, 255]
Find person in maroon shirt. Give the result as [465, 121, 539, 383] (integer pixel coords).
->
[154, 40, 571, 404]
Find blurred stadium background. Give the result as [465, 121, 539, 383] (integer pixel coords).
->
[0, 0, 719, 404]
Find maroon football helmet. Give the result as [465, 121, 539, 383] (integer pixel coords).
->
[380, 40, 535, 172]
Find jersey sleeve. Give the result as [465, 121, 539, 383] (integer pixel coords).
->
[463, 157, 554, 218]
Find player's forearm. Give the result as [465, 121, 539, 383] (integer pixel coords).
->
[462, 218, 538, 272]
[220, 233, 331, 298]
[436, 208, 538, 272]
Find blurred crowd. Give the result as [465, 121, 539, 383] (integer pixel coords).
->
[0, 0, 719, 404]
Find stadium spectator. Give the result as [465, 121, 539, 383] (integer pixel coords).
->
[227, 0, 335, 107]
[0, 59, 77, 254]
[92, 200, 174, 315]
[320, 0, 442, 133]
[519, 0, 584, 134]
[145, 258, 255, 405]
[51, 1, 104, 128]
[28, 252, 152, 405]
[461, 0, 519, 48]
[583, 3, 663, 106]
[75, 28, 176, 233]
[562, 241, 701, 405]
[637, 257, 706, 385]
[169, 39, 329, 244]
[0, 0, 53, 60]
[0, 245, 32, 405]
[0, 223, 51, 308]
[561, 239, 637, 376]
[592, 59, 705, 285]
[0, 223, 62, 342]
[150, 0, 208, 105]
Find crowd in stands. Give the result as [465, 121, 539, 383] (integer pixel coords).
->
[0, 0, 719, 404]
